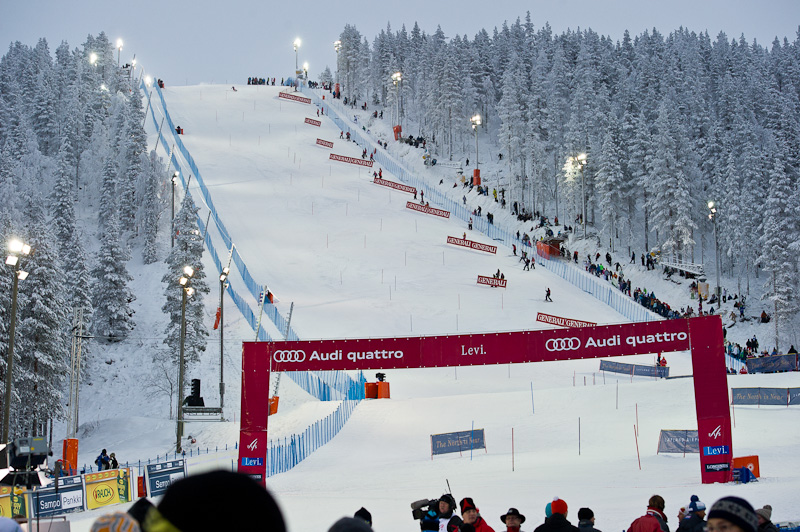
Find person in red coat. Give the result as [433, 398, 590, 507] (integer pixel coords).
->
[629, 496, 670, 532]
[451, 498, 495, 532]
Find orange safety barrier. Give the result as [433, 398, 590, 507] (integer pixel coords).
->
[377, 382, 391, 399]
[269, 396, 279, 415]
[732, 455, 760, 477]
[365, 382, 378, 399]
[473, 168, 481, 186]
[62, 438, 79, 476]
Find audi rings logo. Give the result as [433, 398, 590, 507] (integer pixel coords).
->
[273, 350, 306, 363]
[545, 338, 581, 351]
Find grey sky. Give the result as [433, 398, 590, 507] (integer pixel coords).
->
[1, 0, 798, 86]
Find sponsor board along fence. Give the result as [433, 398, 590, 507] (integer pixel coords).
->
[447, 236, 497, 254]
[731, 387, 800, 406]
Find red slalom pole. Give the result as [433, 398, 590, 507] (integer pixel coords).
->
[634, 424, 642, 470]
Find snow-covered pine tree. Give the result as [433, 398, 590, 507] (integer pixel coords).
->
[92, 211, 135, 342]
[14, 188, 70, 437]
[161, 193, 209, 365]
[141, 150, 166, 263]
[51, 137, 76, 250]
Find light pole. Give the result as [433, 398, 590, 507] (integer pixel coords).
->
[293, 38, 301, 72]
[471, 114, 481, 172]
[218, 267, 229, 412]
[116, 39, 123, 67]
[391, 72, 402, 127]
[708, 201, 721, 298]
[3, 239, 31, 444]
[566, 154, 588, 238]
[171, 172, 179, 248]
[333, 41, 342, 84]
[303, 62, 309, 83]
[176, 266, 195, 454]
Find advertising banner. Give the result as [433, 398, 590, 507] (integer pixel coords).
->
[536, 313, 596, 328]
[27, 475, 83, 518]
[145, 460, 186, 498]
[373, 177, 416, 195]
[731, 388, 792, 406]
[431, 429, 486, 456]
[406, 201, 450, 218]
[0, 486, 27, 518]
[477, 275, 507, 288]
[85, 468, 133, 510]
[329, 153, 374, 167]
[657, 430, 699, 453]
[304, 118, 321, 127]
[745, 354, 798, 374]
[278, 91, 311, 104]
[240, 315, 731, 484]
[447, 236, 497, 254]
[599, 359, 669, 378]
[790, 388, 800, 405]
[316, 138, 334, 148]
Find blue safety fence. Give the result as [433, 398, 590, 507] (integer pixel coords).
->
[266, 399, 359, 477]
[304, 88, 657, 325]
[140, 81, 298, 341]
[286, 371, 366, 401]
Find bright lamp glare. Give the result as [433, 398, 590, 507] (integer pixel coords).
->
[9, 240, 23, 253]
[179, 277, 188, 286]
[5, 256, 17, 266]
[90, 52, 98, 64]
[21, 244, 30, 255]
[577, 153, 587, 161]
[145, 76, 152, 86]
[17, 271, 28, 281]
[183, 266, 194, 277]
[117, 39, 123, 49]
[708, 201, 714, 209]
[186, 287, 195, 297]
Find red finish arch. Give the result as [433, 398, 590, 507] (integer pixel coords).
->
[238, 315, 732, 484]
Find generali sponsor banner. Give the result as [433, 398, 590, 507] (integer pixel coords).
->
[278, 91, 311, 104]
[447, 236, 497, 254]
[240, 315, 731, 485]
[330, 153, 374, 167]
[406, 201, 450, 218]
[304, 117, 321, 127]
[536, 312, 596, 328]
[316, 138, 334, 148]
[657, 430, 699, 453]
[477, 275, 507, 288]
[374, 177, 416, 195]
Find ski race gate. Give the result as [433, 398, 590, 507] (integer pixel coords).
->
[237, 315, 733, 485]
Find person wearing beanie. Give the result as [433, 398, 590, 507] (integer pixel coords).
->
[755, 505, 778, 532]
[354, 507, 372, 527]
[457, 497, 496, 532]
[677, 496, 707, 532]
[501, 508, 527, 532]
[436, 494, 458, 532]
[629, 496, 670, 532]
[577, 508, 601, 532]
[143, 470, 286, 532]
[534, 498, 579, 532]
[707, 497, 759, 532]
[328, 517, 373, 532]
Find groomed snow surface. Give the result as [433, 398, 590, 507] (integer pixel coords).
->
[64, 85, 799, 531]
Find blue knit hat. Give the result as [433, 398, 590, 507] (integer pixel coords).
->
[688, 495, 706, 513]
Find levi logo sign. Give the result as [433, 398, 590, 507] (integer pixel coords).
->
[703, 445, 730, 456]
[241, 457, 264, 467]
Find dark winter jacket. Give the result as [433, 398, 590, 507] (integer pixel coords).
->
[534, 513, 580, 532]
[758, 521, 779, 532]
[676, 513, 705, 532]
[578, 520, 601, 532]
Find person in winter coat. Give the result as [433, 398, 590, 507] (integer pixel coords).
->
[451, 498, 495, 532]
[436, 495, 458, 532]
[755, 505, 778, 532]
[629, 496, 670, 532]
[109, 452, 119, 469]
[533, 498, 579, 532]
[707, 497, 758, 532]
[501, 508, 526, 532]
[677, 496, 706, 532]
[545, 288, 552, 302]
[95, 449, 110, 470]
[577, 508, 601, 532]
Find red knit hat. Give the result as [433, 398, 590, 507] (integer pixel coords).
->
[551, 498, 568, 515]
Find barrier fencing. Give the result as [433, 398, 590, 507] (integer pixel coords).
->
[266, 399, 360, 476]
[286, 370, 367, 401]
[141, 81, 298, 342]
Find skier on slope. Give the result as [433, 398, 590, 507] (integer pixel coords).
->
[545, 288, 552, 302]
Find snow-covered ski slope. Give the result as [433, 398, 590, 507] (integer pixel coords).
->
[131, 84, 799, 532]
